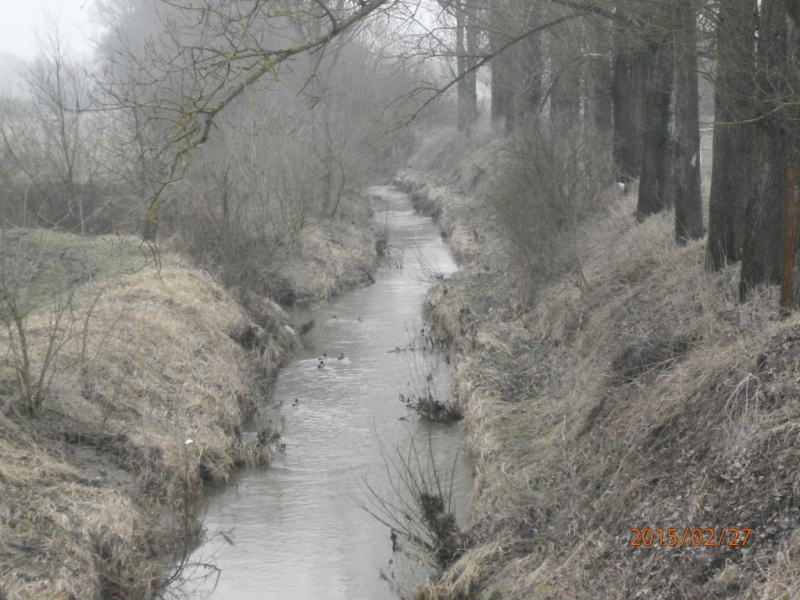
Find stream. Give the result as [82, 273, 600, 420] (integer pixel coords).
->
[177, 185, 473, 599]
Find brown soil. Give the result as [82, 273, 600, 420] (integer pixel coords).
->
[400, 125, 800, 600]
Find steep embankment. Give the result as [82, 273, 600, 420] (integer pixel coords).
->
[254, 210, 379, 307]
[398, 127, 800, 599]
[0, 216, 378, 599]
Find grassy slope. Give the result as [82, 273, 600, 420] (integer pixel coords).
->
[398, 125, 800, 600]
[271, 216, 379, 306]
[0, 216, 377, 598]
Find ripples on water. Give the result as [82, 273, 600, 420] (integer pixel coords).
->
[176, 186, 473, 600]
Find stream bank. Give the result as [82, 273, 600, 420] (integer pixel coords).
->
[0, 196, 381, 599]
[396, 126, 800, 599]
[177, 184, 472, 599]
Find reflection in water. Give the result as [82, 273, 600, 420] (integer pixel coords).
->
[179, 186, 473, 600]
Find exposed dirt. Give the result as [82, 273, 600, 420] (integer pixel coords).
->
[401, 125, 800, 600]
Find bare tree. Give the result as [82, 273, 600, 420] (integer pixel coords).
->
[740, 0, 797, 300]
[96, 0, 396, 241]
[636, 10, 676, 218]
[706, 0, 757, 269]
[0, 14, 99, 233]
[672, 0, 703, 243]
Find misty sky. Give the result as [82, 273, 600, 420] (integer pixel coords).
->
[0, 0, 100, 61]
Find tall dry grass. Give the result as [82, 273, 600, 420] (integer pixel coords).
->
[0, 250, 294, 599]
[402, 124, 800, 599]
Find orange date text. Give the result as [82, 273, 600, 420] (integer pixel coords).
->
[629, 527, 752, 548]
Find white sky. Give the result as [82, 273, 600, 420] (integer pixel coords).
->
[0, 0, 101, 61]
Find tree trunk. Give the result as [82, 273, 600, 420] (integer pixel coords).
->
[706, 0, 756, 269]
[506, 15, 544, 136]
[612, 22, 645, 181]
[550, 23, 581, 125]
[142, 197, 159, 242]
[489, 0, 510, 124]
[740, 0, 790, 300]
[550, 63, 581, 124]
[673, 0, 703, 243]
[465, 2, 479, 129]
[637, 36, 675, 217]
[456, 0, 468, 133]
[588, 25, 613, 135]
[504, 43, 519, 136]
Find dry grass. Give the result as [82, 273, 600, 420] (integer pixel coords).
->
[0, 188, 377, 597]
[401, 125, 800, 599]
[272, 217, 378, 306]
[413, 537, 510, 600]
[0, 243, 297, 599]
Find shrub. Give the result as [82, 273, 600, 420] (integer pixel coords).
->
[493, 119, 614, 296]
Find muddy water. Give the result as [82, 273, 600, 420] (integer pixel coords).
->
[180, 186, 473, 599]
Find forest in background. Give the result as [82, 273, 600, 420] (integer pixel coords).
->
[3, 0, 800, 311]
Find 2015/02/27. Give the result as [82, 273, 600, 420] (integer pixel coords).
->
[629, 527, 752, 548]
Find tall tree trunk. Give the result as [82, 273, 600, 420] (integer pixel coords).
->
[466, 2, 479, 128]
[550, 21, 582, 125]
[637, 36, 675, 217]
[706, 0, 757, 269]
[588, 23, 613, 135]
[504, 43, 519, 135]
[142, 198, 159, 242]
[550, 62, 581, 124]
[507, 14, 544, 136]
[673, 0, 703, 243]
[612, 21, 645, 181]
[456, 0, 468, 133]
[740, 0, 790, 300]
[490, 0, 510, 124]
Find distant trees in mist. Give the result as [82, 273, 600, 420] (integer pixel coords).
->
[3, 0, 800, 307]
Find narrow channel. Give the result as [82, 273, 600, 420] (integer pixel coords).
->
[179, 185, 473, 599]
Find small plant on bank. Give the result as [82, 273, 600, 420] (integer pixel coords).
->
[0, 231, 83, 415]
[357, 432, 466, 579]
[398, 326, 462, 423]
[412, 245, 446, 285]
[400, 389, 462, 423]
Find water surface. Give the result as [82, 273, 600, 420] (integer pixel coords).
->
[179, 186, 472, 599]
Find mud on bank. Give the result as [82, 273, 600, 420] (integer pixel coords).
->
[398, 127, 800, 599]
[0, 210, 379, 599]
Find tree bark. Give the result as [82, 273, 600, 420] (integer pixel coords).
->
[673, 0, 703, 244]
[706, 0, 756, 269]
[489, 0, 510, 124]
[506, 14, 544, 136]
[589, 24, 613, 135]
[142, 198, 159, 242]
[456, 0, 468, 133]
[550, 63, 581, 124]
[611, 20, 645, 181]
[740, 0, 790, 300]
[465, 1, 479, 129]
[550, 22, 581, 125]
[637, 36, 675, 217]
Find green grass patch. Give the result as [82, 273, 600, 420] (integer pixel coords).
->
[0, 228, 154, 312]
